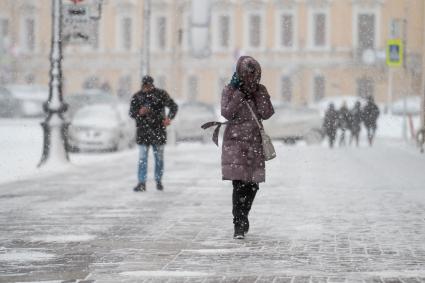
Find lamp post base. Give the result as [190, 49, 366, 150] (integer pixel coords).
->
[39, 113, 70, 168]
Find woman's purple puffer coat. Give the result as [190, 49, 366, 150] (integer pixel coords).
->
[221, 56, 274, 183]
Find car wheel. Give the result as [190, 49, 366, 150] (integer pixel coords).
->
[68, 146, 79, 153]
[110, 143, 119, 152]
[304, 128, 324, 145]
[283, 137, 297, 145]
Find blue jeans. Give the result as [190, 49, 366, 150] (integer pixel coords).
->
[138, 145, 164, 184]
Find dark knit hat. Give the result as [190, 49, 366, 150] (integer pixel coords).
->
[142, 75, 154, 85]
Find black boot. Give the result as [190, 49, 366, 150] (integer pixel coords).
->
[133, 183, 146, 192]
[243, 218, 249, 234]
[233, 222, 245, 239]
[156, 182, 163, 191]
[243, 183, 258, 234]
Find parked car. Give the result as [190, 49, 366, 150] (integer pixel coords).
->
[68, 104, 135, 152]
[263, 104, 323, 144]
[0, 85, 47, 118]
[0, 86, 19, 117]
[170, 101, 216, 144]
[390, 96, 421, 116]
[65, 89, 120, 119]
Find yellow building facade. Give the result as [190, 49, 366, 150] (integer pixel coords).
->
[0, 0, 424, 108]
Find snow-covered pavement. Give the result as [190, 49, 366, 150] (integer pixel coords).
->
[0, 137, 425, 282]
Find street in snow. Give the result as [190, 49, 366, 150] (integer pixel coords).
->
[0, 120, 424, 281]
[1, 0, 425, 282]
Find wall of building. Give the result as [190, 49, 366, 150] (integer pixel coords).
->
[0, 0, 424, 111]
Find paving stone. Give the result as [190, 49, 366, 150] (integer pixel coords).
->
[0, 145, 424, 282]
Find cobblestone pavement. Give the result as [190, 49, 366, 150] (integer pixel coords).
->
[0, 143, 424, 283]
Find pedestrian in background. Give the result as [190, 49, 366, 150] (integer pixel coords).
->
[338, 101, 351, 147]
[323, 103, 339, 148]
[129, 75, 178, 192]
[362, 96, 380, 146]
[221, 56, 274, 239]
[349, 101, 362, 147]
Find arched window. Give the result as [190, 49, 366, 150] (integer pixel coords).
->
[83, 76, 100, 90]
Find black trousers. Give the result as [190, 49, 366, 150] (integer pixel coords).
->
[232, 180, 259, 226]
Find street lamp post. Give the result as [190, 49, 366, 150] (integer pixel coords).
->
[141, 0, 151, 78]
[39, 0, 69, 167]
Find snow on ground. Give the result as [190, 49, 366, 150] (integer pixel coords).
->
[30, 234, 96, 243]
[0, 122, 424, 281]
[0, 249, 55, 262]
[121, 271, 210, 277]
[0, 118, 136, 184]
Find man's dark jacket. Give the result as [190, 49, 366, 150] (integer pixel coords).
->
[362, 101, 380, 129]
[129, 88, 178, 145]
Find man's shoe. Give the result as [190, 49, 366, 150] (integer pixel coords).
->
[233, 224, 245, 239]
[156, 182, 164, 191]
[133, 183, 146, 192]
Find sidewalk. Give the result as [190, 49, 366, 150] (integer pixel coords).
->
[0, 143, 424, 283]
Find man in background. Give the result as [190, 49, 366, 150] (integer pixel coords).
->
[129, 75, 178, 192]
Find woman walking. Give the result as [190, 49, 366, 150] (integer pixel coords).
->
[221, 56, 274, 239]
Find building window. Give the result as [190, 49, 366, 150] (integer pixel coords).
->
[121, 17, 132, 50]
[280, 14, 293, 47]
[23, 18, 35, 51]
[219, 15, 230, 48]
[92, 21, 100, 50]
[249, 14, 261, 48]
[313, 75, 325, 102]
[389, 18, 402, 39]
[188, 76, 198, 100]
[157, 75, 166, 89]
[358, 14, 375, 52]
[281, 76, 292, 103]
[181, 11, 189, 51]
[83, 76, 100, 90]
[0, 19, 9, 52]
[0, 19, 8, 36]
[313, 13, 326, 47]
[157, 16, 167, 50]
[117, 75, 132, 99]
[25, 73, 35, 84]
[357, 77, 374, 98]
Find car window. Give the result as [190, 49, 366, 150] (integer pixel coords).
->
[74, 107, 117, 121]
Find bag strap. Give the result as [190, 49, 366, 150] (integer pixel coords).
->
[244, 101, 263, 130]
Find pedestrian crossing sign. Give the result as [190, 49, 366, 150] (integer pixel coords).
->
[386, 39, 403, 67]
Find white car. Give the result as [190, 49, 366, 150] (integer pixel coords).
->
[390, 96, 421, 116]
[263, 104, 323, 144]
[2, 85, 48, 118]
[170, 101, 216, 144]
[64, 89, 119, 119]
[68, 104, 135, 152]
